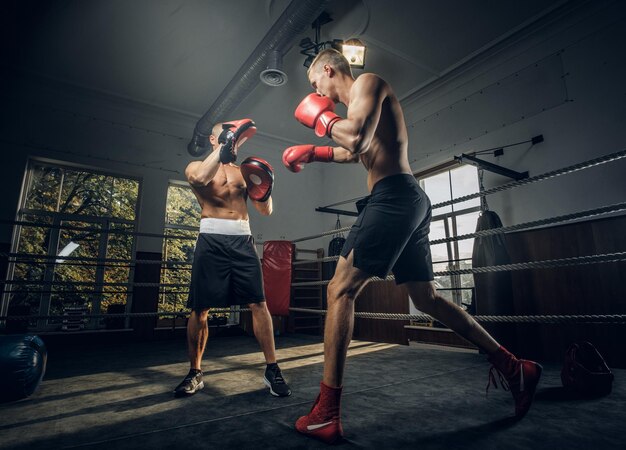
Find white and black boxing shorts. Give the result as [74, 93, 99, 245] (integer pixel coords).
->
[187, 218, 265, 310]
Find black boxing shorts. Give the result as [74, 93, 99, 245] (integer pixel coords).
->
[187, 218, 265, 311]
[340, 174, 434, 284]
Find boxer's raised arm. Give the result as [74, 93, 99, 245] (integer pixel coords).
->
[330, 74, 387, 155]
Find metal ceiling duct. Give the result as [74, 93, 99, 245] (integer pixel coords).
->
[260, 50, 288, 87]
[188, 0, 331, 157]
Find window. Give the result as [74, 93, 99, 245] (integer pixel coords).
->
[3, 159, 140, 331]
[160, 182, 201, 316]
[417, 164, 481, 311]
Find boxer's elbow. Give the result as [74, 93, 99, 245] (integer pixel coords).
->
[255, 200, 272, 216]
[344, 122, 372, 155]
[349, 132, 371, 155]
[188, 173, 212, 186]
[186, 167, 210, 186]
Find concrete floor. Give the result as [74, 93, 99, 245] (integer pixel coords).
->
[0, 333, 624, 449]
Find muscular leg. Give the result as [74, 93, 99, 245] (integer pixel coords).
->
[405, 281, 543, 418]
[187, 309, 209, 370]
[249, 301, 277, 364]
[404, 281, 499, 353]
[295, 251, 372, 442]
[324, 250, 372, 388]
[250, 301, 292, 397]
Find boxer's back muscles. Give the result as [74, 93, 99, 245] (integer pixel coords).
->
[348, 75, 412, 191]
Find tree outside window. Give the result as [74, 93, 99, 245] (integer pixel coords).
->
[3, 160, 140, 331]
[160, 182, 200, 317]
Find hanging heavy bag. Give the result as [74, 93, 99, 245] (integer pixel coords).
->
[328, 236, 345, 257]
[328, 216, 346, 257]
[561, 341, 614, 396]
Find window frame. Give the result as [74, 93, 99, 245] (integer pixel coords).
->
[160, 180, 200, 318]
[2, 157, 141, 331]
[415, 161, 480, 309]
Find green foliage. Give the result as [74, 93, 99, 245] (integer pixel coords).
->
[11, 162, 139, 326]
[160, 184, 226, 319]
[24, 166, 61, 212]
[165, 184, 201, 227]
[160, 184, 201, 314]
[12, 163, 232, 328]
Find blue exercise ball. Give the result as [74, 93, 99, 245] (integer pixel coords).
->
[0, 334, 47, 402]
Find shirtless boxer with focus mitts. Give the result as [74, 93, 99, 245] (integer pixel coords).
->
[294, 93, 343, 138]
[241, 156, 274, 202]
[218, 118, 257, 163]
[177, 119, 291, 400]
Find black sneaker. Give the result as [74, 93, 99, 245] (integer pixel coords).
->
[263, 364, 291, 397]
[174, 369, 204, 397]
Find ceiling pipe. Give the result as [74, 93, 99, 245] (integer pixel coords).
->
[260, 50, 288, 87]
[188, 0, 331, 157]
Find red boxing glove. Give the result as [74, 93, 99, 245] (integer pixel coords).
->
[282, 145, 334, 173]
[294, 93, 342, 138]
[218, 118, 257, 164]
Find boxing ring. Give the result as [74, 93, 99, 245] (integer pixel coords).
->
[1, 148, 625, 448]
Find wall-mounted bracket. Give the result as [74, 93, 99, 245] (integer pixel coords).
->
[315, 207, 359, 217]
[455, 153, 529, 180]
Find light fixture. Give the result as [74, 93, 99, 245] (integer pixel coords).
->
[299, 12, 367, 70]
[341, 38, 366, 69]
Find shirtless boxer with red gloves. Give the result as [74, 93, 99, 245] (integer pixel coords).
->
[283, 49, 542, 443]
[174, 119, 290, 398]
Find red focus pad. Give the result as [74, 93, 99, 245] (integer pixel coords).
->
[241, 156, 274, 202]
[262, 241, 294, 317]
[218, 118, 257, 163]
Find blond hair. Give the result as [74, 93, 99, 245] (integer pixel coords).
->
[308, 48, 353, 77]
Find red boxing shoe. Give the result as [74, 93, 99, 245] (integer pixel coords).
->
[487, 346, 543, 418]
[295, 382, 344, 444]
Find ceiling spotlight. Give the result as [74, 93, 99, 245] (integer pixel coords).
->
[299, 13, 367, 70]
[342, 38, 366, 69]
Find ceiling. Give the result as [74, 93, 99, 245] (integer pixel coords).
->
[2, 0, 566, 149]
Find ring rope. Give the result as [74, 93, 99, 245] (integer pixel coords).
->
[0, 308, 249, 321]
[0, 279, 191, 288]
[0, 219, 197, 241]
[1, 289, 190, 295]
[293, 256, 340, 265]
[291, 251, 626, 287]
[288, 308, 626, 324]
[291, 149, 626, 243]
[293, 202, 626, 262]
[2, 309, 624, 324]
[3, 252, 622, 289]
[432, 148, 626, 209]
[0, 252, 193, 266]
[3, 252, 624, 290]
[431, 201, 626, 245]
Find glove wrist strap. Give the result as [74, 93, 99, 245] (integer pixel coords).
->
[314, 146, 334, 163]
